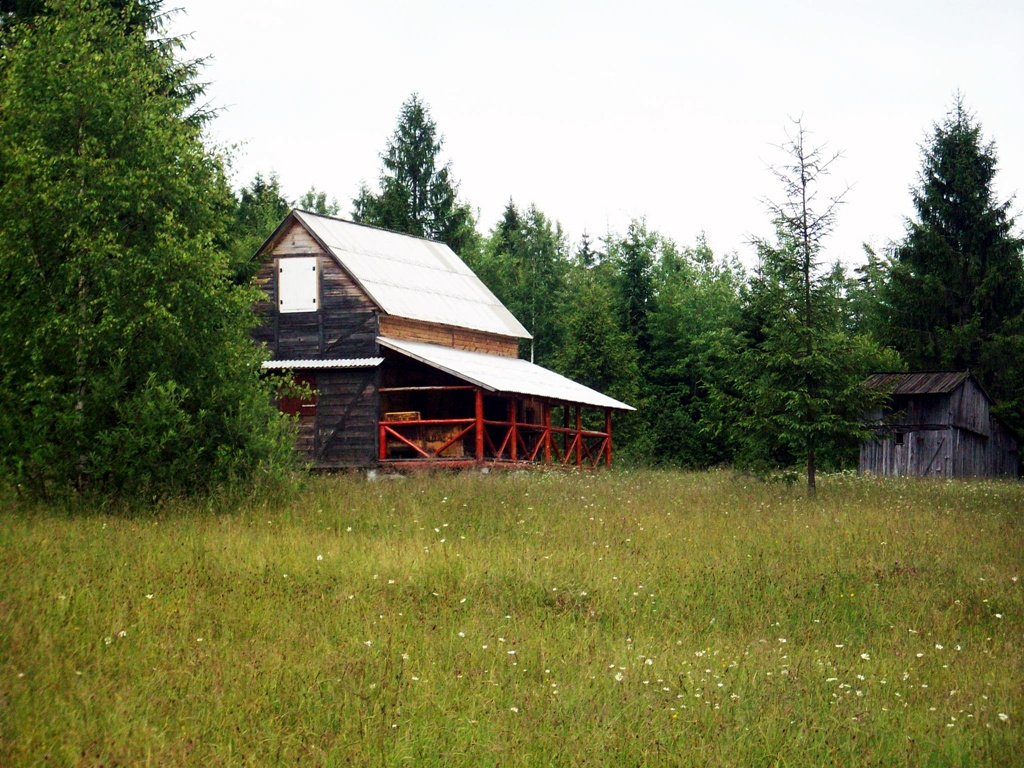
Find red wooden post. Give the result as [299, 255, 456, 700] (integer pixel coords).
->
[563, 404, 570, 458]
[508, 398, 518, 462]
[543, 403, 552, 464]
[575, 404, 582, 467]
[605, 408, 613, 467]
[379, 421, 387, 461]
[475, 388, 484, 461]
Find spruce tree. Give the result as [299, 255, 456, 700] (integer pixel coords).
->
[722, 121, 894, 494]
[353, 94, 477, 257]
[229, 172, 290, 283]
[882, 96, 1024, 429]
[476, 201, 570, 364]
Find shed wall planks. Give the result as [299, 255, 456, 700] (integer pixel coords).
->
[861, 374, 1017, 478]
[860, 423, 1017, 478]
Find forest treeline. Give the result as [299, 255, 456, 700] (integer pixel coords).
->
[1, 0, 1022, 498]
[232, 93, 1023, 487]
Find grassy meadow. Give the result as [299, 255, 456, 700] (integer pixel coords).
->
[1, 470, 1022, 766]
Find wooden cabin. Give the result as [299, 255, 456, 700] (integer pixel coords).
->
[253, 210, 634, 469]
[860, 372, 1018, 478]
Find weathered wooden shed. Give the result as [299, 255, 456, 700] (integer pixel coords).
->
[253, 210, 634, 469]
[860, 372, 1018, 478]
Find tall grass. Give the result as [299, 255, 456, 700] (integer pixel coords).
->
[2, 470, 1021, 766]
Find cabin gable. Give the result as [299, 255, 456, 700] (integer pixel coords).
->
[254, 220, 379, 361]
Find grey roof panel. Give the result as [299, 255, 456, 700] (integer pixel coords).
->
[293, 211, 531, 339]
[379, 337, 635, 411]
[865, 371, 971, 395]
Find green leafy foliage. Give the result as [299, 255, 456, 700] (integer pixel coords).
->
[473, 201, 571, 364]
[297, 185, 340, 216]
[0, 0, 294, 498]
[646, 237, 746, 466]
[353, 93, 478, 258]
[228, 172, 290, 283]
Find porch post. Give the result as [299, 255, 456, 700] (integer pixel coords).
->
[475, 388, 484, 461]
[563, 404, 570, 458]
[508, 398, 518, 462]
[575, 404, 582, 467]
[543, 403, 552, 464]
[605, 408, 613, 467]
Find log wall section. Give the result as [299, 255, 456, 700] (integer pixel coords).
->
[379, 315, 519, 357]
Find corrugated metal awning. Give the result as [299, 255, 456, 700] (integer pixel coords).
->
[293, 211, 531, 340]
[261, 357, 383, 370]
[379, 337, 635, 411]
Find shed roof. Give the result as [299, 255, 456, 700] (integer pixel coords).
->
[864, 371, 973, 396]
[378, 337, 635, 411]
[268, 211, 530, 340]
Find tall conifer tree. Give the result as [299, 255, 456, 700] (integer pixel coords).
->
[721, 121, 894, 494]
[353, 94, 477, 257]
[881, 96, 1024, 429]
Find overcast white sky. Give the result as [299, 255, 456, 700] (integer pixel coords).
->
[168, 0, 1024, 268]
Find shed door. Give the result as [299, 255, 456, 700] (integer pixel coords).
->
[279, 373, 317, 418]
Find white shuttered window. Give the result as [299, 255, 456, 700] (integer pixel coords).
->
[278, 257, 318, 313]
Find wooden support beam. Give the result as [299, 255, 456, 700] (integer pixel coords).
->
[575, 404, 582, 467]
[543, 403, 552, 464]
[379, 385, 476, 393]
[475, 389, 484, 461]
[508, 398, 518, 462]
[605, 408, 613, 468]
[563, 405, 570, 458]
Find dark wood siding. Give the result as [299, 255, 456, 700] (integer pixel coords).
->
[860, 427, 951, 477]
[990, 418, 1020, 476]
[948, 377, 991, 436]
[312, 368, 380, 468]
[253, 221, 380, 360]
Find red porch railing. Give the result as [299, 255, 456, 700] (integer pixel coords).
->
[379, 388, 613, 468]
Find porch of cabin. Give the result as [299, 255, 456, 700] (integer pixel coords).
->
[376, 351, 615, 469]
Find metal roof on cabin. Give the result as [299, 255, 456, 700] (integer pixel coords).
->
[292, 211, 531, 340]
[378, 337, 635, 411]
[864, 371, 972, 395]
